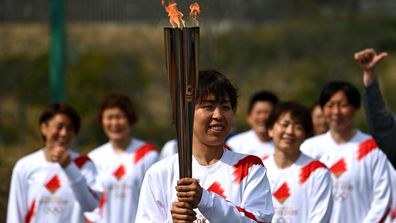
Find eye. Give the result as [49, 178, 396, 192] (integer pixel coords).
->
[294, 124, 304, 131]
[202, 104, 214, 110]
[222, 105, 231, 111]
[115, 114, 127, 120]
[278, 122, 289, 128]
[55, 124, 63, 130]
[341, 103, 349, 108]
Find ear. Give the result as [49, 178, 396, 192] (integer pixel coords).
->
[246, 114, 253, 126]
[268, 128, 274, 138]
[39, 122, 48, 136]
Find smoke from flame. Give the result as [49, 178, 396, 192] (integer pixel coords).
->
[161, 0, 200, 28]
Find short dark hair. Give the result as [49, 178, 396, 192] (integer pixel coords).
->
[196, 69, 238, 111]
[310, 101, 321, 113]
[319, 81, 360, 109]
[98, 94, 138, 126]
[39, 103, 81, 140]
[266, 101, 313, 139]
[247, 90, 278, 114]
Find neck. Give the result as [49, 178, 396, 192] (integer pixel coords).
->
[192, 142, 224, 166]
[111, 137, 132, 154]
[256, 131, 270, 142]
[273, 150, 300, 169]
[330, 127, 356, 144]
[43, 147, 53, 162]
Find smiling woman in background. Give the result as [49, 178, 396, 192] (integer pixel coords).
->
[301, 81, 391, 222]
[264, 101, 332, 222]
[7, 103, 100, 223]
[87, 94, 159, 223]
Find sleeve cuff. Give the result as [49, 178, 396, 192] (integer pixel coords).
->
[197, 189, 212, 210]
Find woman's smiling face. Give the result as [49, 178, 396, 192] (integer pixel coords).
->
[193, 94, 234, 148]
[322, 90, 358, 132]
[102, 107, 131, 142]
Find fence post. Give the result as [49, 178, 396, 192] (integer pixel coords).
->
[49, 0, 66, 102]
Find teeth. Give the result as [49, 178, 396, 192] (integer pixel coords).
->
[210, 126, 224, 130]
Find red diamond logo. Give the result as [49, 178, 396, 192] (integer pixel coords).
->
[273, 182, 290, 204]
[207, 181, 226, 199]
[329, 158, 347, 178]
[113, 165, 126, 181]
[45, 175, 61, 193]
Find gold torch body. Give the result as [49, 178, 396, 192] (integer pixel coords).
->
[164, 27, 199, 178]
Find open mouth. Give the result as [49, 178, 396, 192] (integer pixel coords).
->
[56, 138, 69, 146]
[281, 138, 295, 144]
[209, 125, 224, 131]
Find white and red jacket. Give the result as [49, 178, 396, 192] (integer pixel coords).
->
[6, 149, 100, 223]
[87, 138, 159, 223]
[136, 149, 274, 223]
[301, 130, 391, 223]
[388, 163, 396, 223]
[226, 130, 274, 161]
[264, 153, 333, 223]
[160, 139, 177, 160]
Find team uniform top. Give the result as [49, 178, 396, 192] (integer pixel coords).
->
[136, 148, 274, 223]
[301, 130, 391, 223]
[160, 139, 177, 160]
[88, 138, 159, 223]
[226, 130, 274, 160]
[7, 149, 100, 223]
[263, 153, 333, 223]
[387, 163, 396, 222]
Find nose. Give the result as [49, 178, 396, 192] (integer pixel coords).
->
[285, 124, 295, 134]
[331, 104, 341, 114]
[212, 107, 224, 120]
[108, 117, 121, 126]
[59, 126, 69, 136]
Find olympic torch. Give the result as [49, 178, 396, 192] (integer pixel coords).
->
[163, 1, 200, 178]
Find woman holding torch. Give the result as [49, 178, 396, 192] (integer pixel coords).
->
[136, 69, 274, 222]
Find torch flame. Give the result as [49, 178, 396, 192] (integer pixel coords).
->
[189, 3, 200, 27]
[161, 0, 186, 29]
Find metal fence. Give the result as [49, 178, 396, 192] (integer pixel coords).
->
[1, 0, 395, 23]
[0, 0, 165, 22]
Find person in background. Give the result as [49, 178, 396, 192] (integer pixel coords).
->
[310, 102, 329, 135]
[136, 69, 274, 222]
[264, 101, 332, 222]
[7, 103, 100, 223]
[301, 81, 391, 222]
[354, 48, 396, 168]
[159, 138, 177, 160]
[354, 48, 396, 221]
[87, 94, 159, 223]
[226, 90, 279, 160]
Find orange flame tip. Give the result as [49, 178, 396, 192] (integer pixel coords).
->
[162, 0, 186, 29]
[189, 2, 200, 27]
